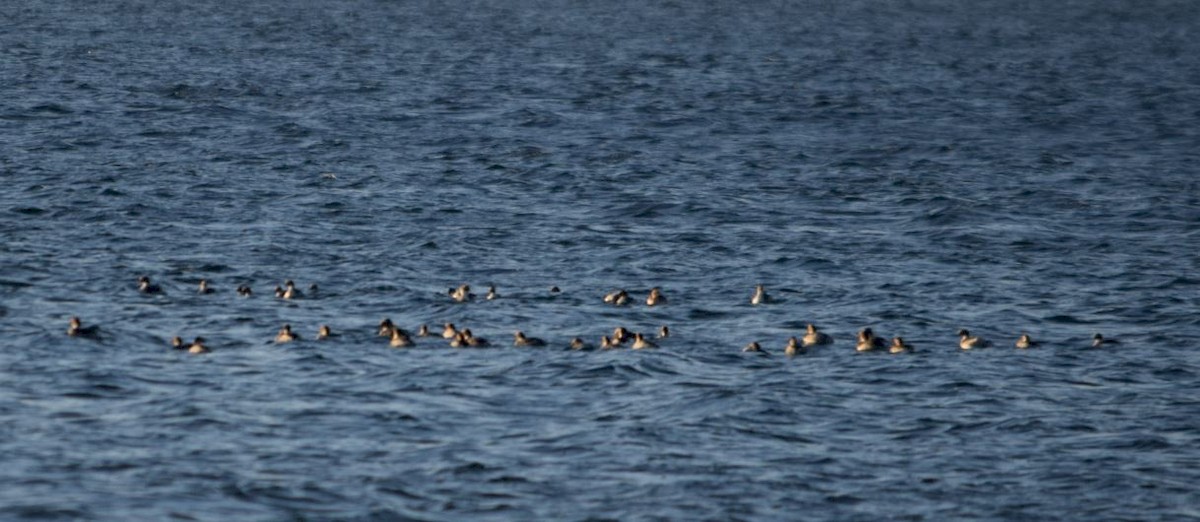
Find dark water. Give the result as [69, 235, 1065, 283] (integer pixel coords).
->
[3, 0, 1200, 519]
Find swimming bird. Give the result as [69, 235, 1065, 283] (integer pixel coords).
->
[889, 337, 913, 353]
[486, 285, 498, 300]
[417, 324, 431, 337]
[137, 276, 162, 294]
[600, 336, 616, 350]
[784, 337, 802, 356]
[274, 285, 285, 298]
[379, 318, 396, 337]
[743, 341, 764, 353]
[632, 333, 657, 350]
[307, 283, 319, 297]
[1016, 333, 1038, 349]
[442, 323, 458, 339]
[187, 337, 209, 354]
[275, 324, 299, 343]
[462, 329, 489, 347]
[282, 280, 303, 299]
[957, 329, 990, 350]
[236, 284, 253, 297]
[67, 316, 100, 338]
[197, 279, 215, 294]
[604, 289, 629, 306]
[856, 328, 886, 352]
[803, 324, 833, 347]
[171, 336, 187, 350]
[549, 286, 561, 293]
[646, 287, 666, 306]
[751, 285, 768, 305]
[1092, 333, 1119, 347]
[450, 331, 471, 348]
[612, 327, 632, 345]
[569, 337, 590, 350]
[389, 328, 413, 348]
[317, 325, 333, 340]
[449, 284, 473, 302]
[514, 330, 546, 347]
[658, 325, 670, 338]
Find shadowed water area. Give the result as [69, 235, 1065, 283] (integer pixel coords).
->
[2, 0, 1200, 520]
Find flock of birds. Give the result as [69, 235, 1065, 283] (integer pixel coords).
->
[64, 279, 1122, 355]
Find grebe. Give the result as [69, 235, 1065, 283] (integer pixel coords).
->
[856, 328, 886, 352]
[137, 276, 162, 294]
[632, 333, 657, 350]
[803, 324, 833, 347]
[751, 285, 768, 305]
[275, 324, 299, 343]
[889, 337, 913, 353]
[514, 331, 546, 347]
[67, 316, 100, 338]
[646, 287, 666, 306]
[958, 329, 990, 350]
[784, 337, 802, 356]
[390, 328, 413, 348]
[1016, 333, 1038, 349]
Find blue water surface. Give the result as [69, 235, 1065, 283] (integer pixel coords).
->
[2, 0, 1199, 520]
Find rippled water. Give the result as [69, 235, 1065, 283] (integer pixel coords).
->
[3, 0, 1200, 520]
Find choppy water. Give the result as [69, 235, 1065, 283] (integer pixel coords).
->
[3, 0, 1200, 520]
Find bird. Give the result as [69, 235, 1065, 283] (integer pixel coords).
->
[743, 341, 764, 353]
[389, 328, 413, 348]
[803, 324, 833, 347]
[784, 337, 802, 356]
[889, 337, 913, 353]
[66, 316, 100, 338]
[462, 329, 489, 347]
[450, 331, 471, 348]
[600, 336, 616, 350]
[197, 279, 215, 294]
[1092, 333, 1119, 347]
[317, 325, 333, 340]
[750, 285, 768, 305]
[273, 285, 285, 298]
[1015, 333, 1038, 349]
[442, 323, 458, 339]
[275, 324, 299, 343]
[856, 328, 886, 352]
[236, 284, 253, 297]
[449, 284, 473, 302]
[569, 337, 590, 350]
[187, 337, 209, 354]
[604, 289, 629, 306]
[417, 324, 432, 337]
[612, 327, 632, 345]
[514, 330, 546, 347]
[282, 280, 303, 299]
[137, 276, 162, 294]
[486, 285, 498, 300]
[378, 318, 396, 337]
[171, 336, 187, 350]
[646, 287, 666, 306]
[658, 325, 670, 338]
[632, 333, 657, 350]
[957, 329, 990, 350]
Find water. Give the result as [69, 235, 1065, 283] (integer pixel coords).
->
[3, 0, 1200, 519]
